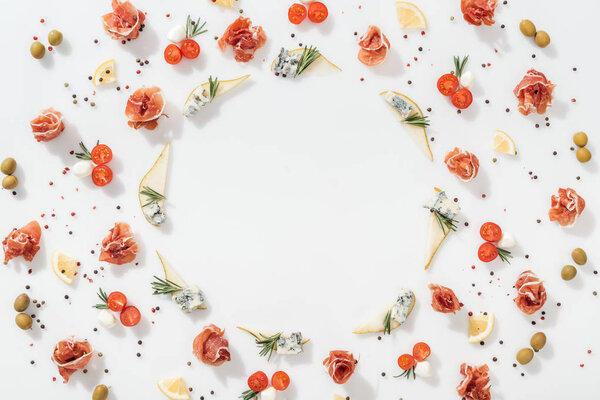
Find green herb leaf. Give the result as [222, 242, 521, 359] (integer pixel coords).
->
[453, 55, 469, 79]
[497, 247, 512, 264]
[186, 15, 207, 38]
[295, 45, 321, 77]
[92, 288, 109, 309]
[256, 332, 282, 360]
[402, 113, 430, 128]
[393, 366, 416, 380]
[383, 309, 392, 335]
[140, 186, 167, 207]
[432, 209, 458, 235]
[239, 389, 260, 400]
[208, 76, 220, 102]
[151, 276, 183, 295]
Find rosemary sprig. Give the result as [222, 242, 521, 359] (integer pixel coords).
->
[383, 309, 392, 335]
[208, 76, 220, 102]
[92, 288, 109, 309]
[256, 332, 282, 361]
[75, 140, 100, 160]
[454, 55, 469, 79]
[151, 276, 183, 295]
[295, 45, 321, 77]
[239, 389, 260, 400]
[186, 15, 207, 38]
[497, 247, 512, 264]
[140, 186, 167, 207]
[402, 113, 430, 128]
[431, 209, 458, 235]
[394, 366, 416, 380]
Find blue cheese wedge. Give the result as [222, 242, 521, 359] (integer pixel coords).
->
[183, 91, 210, 117]
[382, 92, 414, 119]
[390, 289, 415, 325]
[276, 332, 304, 355]
[172, 286, 205, 313]
[424, 188, 460, 270]
[144, 200, 166, 225]
[273, 47, 301, 78]
[424, 190, 460, 219]
[354, 289, 415, 334]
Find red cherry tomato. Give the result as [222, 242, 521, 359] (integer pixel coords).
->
[272, 371, 290, 391]
[478, 242, 499, 262]
[247, 371, 268, 392]
[397, 354, 416, 370]
[288, 3, 307, 24]
[164, 44, 182, 65]
[120, 305, 141, 327]
[107, 291, 127, 312]
[480, 222, 502, 242]
[91, 144, 113, 165]
[180, 39, 200, 59]
[437, 73, 459, 96]
[412, 342, 431, 362]
[308, 2, 328, 23]
[91, 165, 113, 187]
[451, 87, 473, 109]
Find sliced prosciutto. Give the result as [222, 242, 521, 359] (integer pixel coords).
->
[218, 17, 266, 62]
[445, 147, 479, 182]
[99, 222, 138, 265]
[192, 324, 231, 366]
[30, 108, 64, 142]
[456, 363, 491, 400]
[2, 221, 41, 263]
[513, 69, 555, 115]
[514, 270, 546, 315]
[461, 0, 498, 26]
[429, 284, 462, 314]
[357, 25, 390, 66]
[548, 188, 585, 227]
[102, 0, 145, 40]
[323, 350, 357, 384]
[125, 87, 165, 130]
[51, 337, 93, 383]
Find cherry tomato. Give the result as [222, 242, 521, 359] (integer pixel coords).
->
[437, 73, 459, 96]
[91, 144, 113, 165]
[107, 291, 127, 312]
[451, 87, 473, 109]
[247, 371, 268, 392]
[412, 342, 431, 362]
[120, 305, 141, 327]
[480, 222, 502, 242]
[180, 39, 200, 59]
[91, 165, 113, 187]
[397, 354, 416, 370]
[478, 242, 498, 263]
[164, 44, 182, 65]
[308, 2, 328, 23]
[288, 3, 307, 24]
[271, 371, 290, 391]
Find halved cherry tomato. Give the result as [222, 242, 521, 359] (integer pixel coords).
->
[247, 371, 268, 392]
[164, 44, 182, 65]
[180, 39, 200, 59]
[288, 3, 307, 24]
[437, 73, 459, 96]
[412, 342, 431, 362]
[91, 144, 113, 165]
[397, 354, 416, 370]
[478, 242, 498, 262]
[308, 2, 328, 23]
[480, 222, 502, 242]
[272, 371, 290, 391]
[120, 305, 141, 327]
[91, 165, 113, 187]
[451, 87, 473, 109]
[107, 291, 127, 312]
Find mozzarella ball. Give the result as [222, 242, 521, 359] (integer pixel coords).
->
[97, 309, 117, 328]
[73, 160, 94, 177]
[415, 361, 433, 378]
[260, 387, 277, 400]
[167, 25, 187, 43]
[498, 232, 515, 248]
[459, 71, 474, 88]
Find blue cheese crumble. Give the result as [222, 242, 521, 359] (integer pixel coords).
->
[276, 332, 303, 355]
[183, 90, 210, 117]
[390, 289, 414, 324]
[144, 200, 166, 225]
[388, 94, 414, 118]
[273, 48, 301, 78]
[424, 191, 460, 219]
[172, 286, 205, 313]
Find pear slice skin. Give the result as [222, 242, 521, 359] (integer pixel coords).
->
[353, 297, 415, 334]
[155, 251, 207, 309]
[424, 187, 451, 270]
[139, 143, 170, 226]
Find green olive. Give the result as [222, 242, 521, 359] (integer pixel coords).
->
[30, 41, 45, 59]
[573, 131, 588, 147]
[48, 30, 63, 46]
[1, 157, 16, 175]
[571, 248, 587, 265]
[561, 265, 577, 280]
[519, 20, 536, 37]
[13, 293, 30, 312]
[516, 348, 534, 365]
[535, 31, 551, 48]
[576, 147, 592, 163]
[2, 175, 18, 190]
[92, 384, 109, 400]
[530, 332, 547, 352]
[15, 313, 32, 330]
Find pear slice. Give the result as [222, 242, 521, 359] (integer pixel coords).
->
[236, 326, 311, 348]
[139, 143, 170, 226]
[156, 251, 207, 309]
[333, 396, 346, 400]
[424, 187, 450, 270]
[380, 91, 433, 161]
[270, 48, 341, 76]
[353, 296, 415, 334]
[183, 74, 250, 115]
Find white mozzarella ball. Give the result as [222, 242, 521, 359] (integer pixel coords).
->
[415, 360, 433, 378]
[459, 71, 474, 88]
[498, 232, 515, 248]
[260, 387, 277, 400]
[167, 25, 187, 43]
[97, 309, 117, 328]
[73, 160, 94, 177]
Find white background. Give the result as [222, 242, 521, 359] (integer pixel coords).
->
[1, 0, 599, 399]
